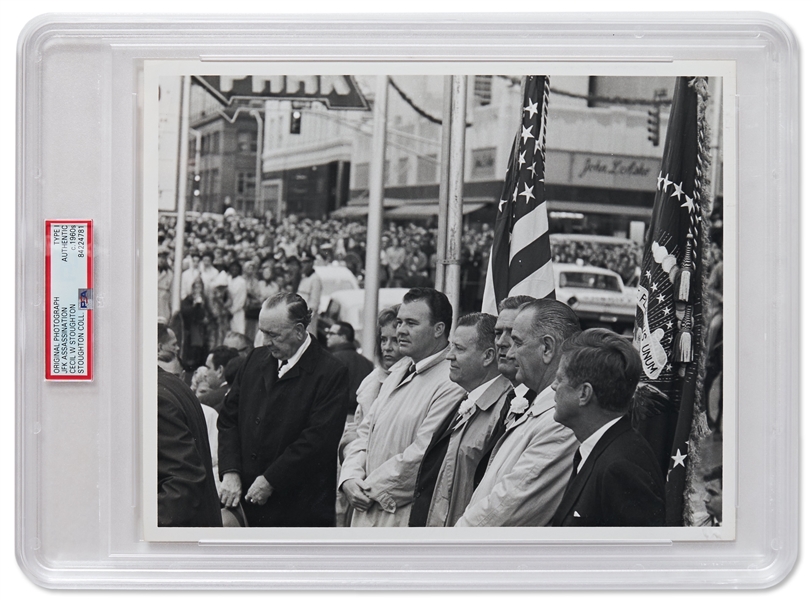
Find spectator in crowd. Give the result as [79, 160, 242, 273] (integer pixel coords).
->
[340, 288, 466, 527]
[180, 249, 201, 300]
[550, 329, 665, 527]
[180, 278, 216, 371]
[700, 465, 723, 527]
[198, 251, 220, 298]
[217, 292, 349, 527]
[227, 261, 247, 335]
[456, 299, 580, 527]
[282, 255, 302, 293]
[158, 355, 222, 527]
[210, 271, 232, 346]
[158, 322, 184, 377]
[297, 253, 323, 337]
[199, 345, 240, 414]
[326, 321, 374, 416]
[158, 249, 173, 323]
[242, 260, 263, 341]
[223, 331, 254, 359]
[410, 312, 512, 527]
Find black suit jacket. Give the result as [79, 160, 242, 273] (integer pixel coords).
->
[217, 337, 349, 527]
[199, 384, 229, 413]
[157, 368, 223, 527]
[550, 415, 665, 527]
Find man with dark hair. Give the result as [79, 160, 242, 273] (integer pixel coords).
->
[700, 466, 722, 526]
[550, 329, 665, 527]
[457, 299, 580, 527]
[157, 322, 182, 375]
[494, 295, 536, 425]
[157, 350, 222, 527]
[340, 287, 465, 527]
[199, 345, 240, 413]
[327, 321, 374, 416]
[217, 292, 349, 527]
[409, 312, 512, 527]
[297, 253, 322, 337]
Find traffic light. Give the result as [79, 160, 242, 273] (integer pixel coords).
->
[193, 173, 201, 198]
[290, 110, 302, 134]
[647, 105, 660, 146]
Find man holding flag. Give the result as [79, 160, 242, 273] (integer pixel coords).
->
[482, 75, 556, 315]
[632, 76, 713, 526]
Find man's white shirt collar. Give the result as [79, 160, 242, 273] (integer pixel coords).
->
[277, 334, 311, 378]
[414, 345, 449, 373]
[512, 383, 529, 399]
[576, 416, 623, 473]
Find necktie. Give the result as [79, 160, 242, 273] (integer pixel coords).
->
[566, 448, 582, 491]
[400, 362, 416, 385]
[277, 359, 288, 374]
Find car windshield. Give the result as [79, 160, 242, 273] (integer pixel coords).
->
[559, 271, 622, 292]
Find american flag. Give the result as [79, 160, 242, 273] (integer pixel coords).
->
[482, 76, 555, 315]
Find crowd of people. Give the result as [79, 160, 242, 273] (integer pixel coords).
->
[157, 211, 646, 375]
[157, 285, 724, 530]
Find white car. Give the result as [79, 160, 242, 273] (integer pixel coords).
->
[552, 263, 637, 333]
[319, 288, 410, 345]
[313, 265, 360, 314]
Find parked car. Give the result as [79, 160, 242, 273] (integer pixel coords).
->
[318, 288, 410, 350]
[552, 263, 637, 334]
[313, 265, 360, 314]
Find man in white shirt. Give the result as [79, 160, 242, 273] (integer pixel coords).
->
[456, 299, 580, 527]
[340, 288, 466, 527]
[549, 329, 665, 527]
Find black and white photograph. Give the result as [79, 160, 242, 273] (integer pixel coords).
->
[144, 64, 733, 541]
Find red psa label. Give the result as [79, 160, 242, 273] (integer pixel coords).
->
[45, 220, 93, 381]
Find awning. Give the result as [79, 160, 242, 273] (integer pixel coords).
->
[386, 202, 488, 219]
[547, 200, 653, 219]
[330, 205, 370, 219]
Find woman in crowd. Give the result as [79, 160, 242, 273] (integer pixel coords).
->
[180, 278, 216, 371]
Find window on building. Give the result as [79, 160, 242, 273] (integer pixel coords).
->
[471, 147, 497, 180]
[236, 171, 256, 196]
[397, 157, 409, 185]
[474, 75, 492, 106]
[417, 154, 438, 184]
[354, 162, 370, 189]
[210, 131, 220, 154]
[237, 131, 257, 153]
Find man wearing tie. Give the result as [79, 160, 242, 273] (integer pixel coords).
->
[339, 288, 466, 527]
[217, 292, 349, 526]
[409, 312, 512, 527]
[550, 329, 665, 527]
[456, 299, 580, 527]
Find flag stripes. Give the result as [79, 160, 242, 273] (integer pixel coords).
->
[482, 76, 555, 314]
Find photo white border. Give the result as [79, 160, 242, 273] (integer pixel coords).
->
[142, 58, 737, 543]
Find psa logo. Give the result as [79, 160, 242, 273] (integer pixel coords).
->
[78, 288, 93, 310]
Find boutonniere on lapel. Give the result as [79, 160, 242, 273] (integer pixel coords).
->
[506, 395, 530, 422]
[454, 394, 477, 427]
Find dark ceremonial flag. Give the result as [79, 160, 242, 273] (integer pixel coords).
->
[482, 76, 555, 314]
[631, 77, 712, 526]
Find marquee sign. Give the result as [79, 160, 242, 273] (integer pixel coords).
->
[192, 75, 370, 110]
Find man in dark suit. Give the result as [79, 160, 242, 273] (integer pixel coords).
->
[550, 329, 665, 527]
[326, 321, 374, 416]
[199, 345, 240, 413]
[158, 367, 223, 527]
[217, 292, 350, 527]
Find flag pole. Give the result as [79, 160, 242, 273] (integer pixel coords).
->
[361, 75, 389, 360]
[435, 76, 454, 292]
[171, 75, 191, 316]
[444, 75, 468, 330]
